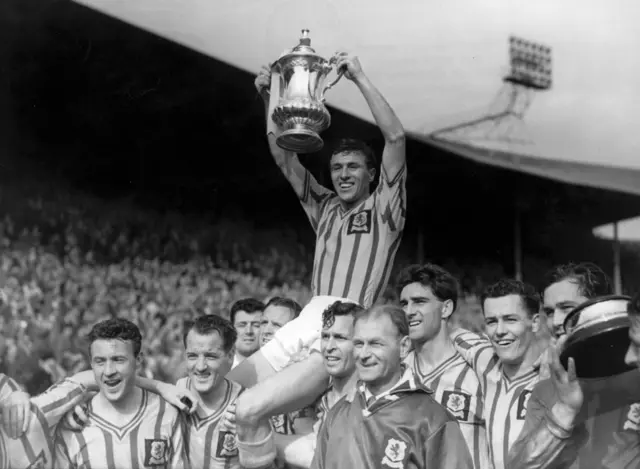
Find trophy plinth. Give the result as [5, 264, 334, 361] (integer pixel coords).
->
[270, 29, 343, 154]
[277, 127, 324, 154]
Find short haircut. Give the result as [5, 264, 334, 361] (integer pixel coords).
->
[265, 297, 303, 320]
[544, 262, 612, 298]
[230, 298, 264, 324]
[87, 318, 142, 357]
[353, 304, 409, 338]
[183, 314, 237, 353]
[482, 278, 541, 318]
[330, 138, 377, 170]
[396, 263, 459, 311]
[322, 301, 365, 329]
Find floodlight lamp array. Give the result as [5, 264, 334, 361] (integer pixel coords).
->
[505, 36, 552, 90]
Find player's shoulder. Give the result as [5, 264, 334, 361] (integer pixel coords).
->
[0, 373, 22, 397]
[145, 390, 181, 420]
[403, 350, 415, 367]
[451, 328, 491, 346]
[407, 390, 460, 433]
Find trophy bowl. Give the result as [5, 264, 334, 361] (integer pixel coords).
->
[560, 295, 634, 379]
[271, 29, 344, 153]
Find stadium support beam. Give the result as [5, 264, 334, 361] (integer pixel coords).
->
[514, 205, 523, 281]
[613, 222, 622, 294]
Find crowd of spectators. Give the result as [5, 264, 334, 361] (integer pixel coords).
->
[0, 177, 484, 393]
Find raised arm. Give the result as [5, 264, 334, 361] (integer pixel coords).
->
[255, 67, 333, 230]
[507, 343, 586, 468]
[451, 328, 500, 384]
[335, 54, 406, 181]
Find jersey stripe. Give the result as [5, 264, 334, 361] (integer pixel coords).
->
[452, 330, 539, 469]
[407, 351, 490, 469]
[300, 164, 406, 307]
[130, 427, 141, 469]
[178, 377, 243, 469]
[56, 390, 183, 469]
[0, 376, 86, 469]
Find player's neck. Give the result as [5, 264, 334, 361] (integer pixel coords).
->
[95, 385, 143, 420]
[194, 379, 229, 413]
[414, 327, 457, 371]
[502, 341, 543, 379]
[332, 370, 358, 398]
[339, 192, 369, 211]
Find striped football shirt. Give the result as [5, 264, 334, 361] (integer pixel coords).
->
[299, 163, 406, 307]
[406, 351, 490, 469]
[452, 330, 539, 469]
[0, 374, 87, 469]
[55, 389, 184, 469]
[177, 377, 243, 469]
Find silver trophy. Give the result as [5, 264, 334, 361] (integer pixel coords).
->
[270, 29, 344, 153]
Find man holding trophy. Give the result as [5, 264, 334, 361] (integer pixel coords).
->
[226, 30, 407, 468]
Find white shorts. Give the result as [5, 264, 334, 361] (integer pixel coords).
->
[261, 295, 357, 372]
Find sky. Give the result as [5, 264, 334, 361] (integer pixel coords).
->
[594, 217, 640, 242]
[73, 0, 640, 170]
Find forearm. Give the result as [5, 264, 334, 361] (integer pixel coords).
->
[69, 370, 98, 390]
[507, 404, 580, 469]
[136, 376, 168, 395]
[354, 74, 404, 142]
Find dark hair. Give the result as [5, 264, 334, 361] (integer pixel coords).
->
[482, 279, 541, 318]
[330, 138, 377, 170]
[230, 298, 264, 324]
[628, 292, 640, 318]
[544, 262, 612, 299]
[353, 304, 409, 337]
[265, 297, 303, 320]
[396, 263, 459, 311]
[183, 314, 237, 353]
[322, 300, 365, 329]
[87, 318, 143, 357]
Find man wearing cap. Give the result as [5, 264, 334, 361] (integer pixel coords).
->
[507, 266, 640, 468]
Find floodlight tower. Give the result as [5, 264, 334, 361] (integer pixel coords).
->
[431, 36, 553, 146]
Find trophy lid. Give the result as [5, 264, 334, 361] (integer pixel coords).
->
[275, 29, 327, 64]
[560, 295, 634, 379]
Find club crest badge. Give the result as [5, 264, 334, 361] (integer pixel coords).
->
[622, 403, 640, 432]
[516, 390, 532, 420]
[381, 438, 408, 469]
[216, 431, 239, 458]
[442, 390, 471, 421]
[347, 210, 372, 235]
[144, 439, 169, 467]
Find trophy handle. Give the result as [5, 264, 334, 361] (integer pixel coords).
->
[320, 60, 345, 102]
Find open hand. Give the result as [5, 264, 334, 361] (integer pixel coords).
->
[62, 404, 90, 432]
[542, 336, 583, 414]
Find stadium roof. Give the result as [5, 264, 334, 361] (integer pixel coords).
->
[72, 0, 640, 200]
